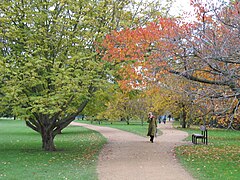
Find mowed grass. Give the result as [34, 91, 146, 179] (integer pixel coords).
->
[76, 120, 153, 137]
[0, 119, 106, 180]
[2, 118, 239, 180]
[80, 120, 239, 179]
[174, 123, 240, 180]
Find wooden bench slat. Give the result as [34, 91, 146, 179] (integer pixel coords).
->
[193, 134, 204, 137]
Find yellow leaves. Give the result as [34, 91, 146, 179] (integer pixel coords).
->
[98, 91, 130, 121]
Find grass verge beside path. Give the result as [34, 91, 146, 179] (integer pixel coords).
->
[75, 120, 155, 137]
[0, 119, 106, 180]
[7, 117, 238, 180]
[174, 122, 240, 180]
[77, 120, 240, 179]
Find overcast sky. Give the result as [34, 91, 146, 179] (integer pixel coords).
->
[169, 0, 192, 16]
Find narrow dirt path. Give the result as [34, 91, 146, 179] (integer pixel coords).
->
[71, 121, 195, 180]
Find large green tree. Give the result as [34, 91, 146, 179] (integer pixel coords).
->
[0, 0, 147, 151]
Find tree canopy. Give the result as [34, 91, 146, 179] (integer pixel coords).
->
[0, 0, 166, 150]
[101, 0, 240, 129]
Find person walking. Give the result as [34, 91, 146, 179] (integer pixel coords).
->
[158, 115, 162, 124]
[162, 115, 166, 124]
[168, 114, 171, 121]
[147, 112, 157, 143]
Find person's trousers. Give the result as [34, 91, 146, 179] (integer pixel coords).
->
[150, 135, 154, 143]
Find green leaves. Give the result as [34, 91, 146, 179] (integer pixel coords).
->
[1, 0, 154, 126]
[0, 0, 178, 150]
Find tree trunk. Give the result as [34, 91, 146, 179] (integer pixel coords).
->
[41, 128, 56, 151]
[182, 105, 187, 128]
[141, 116, 144, 126]
[25, 99, 90, 151]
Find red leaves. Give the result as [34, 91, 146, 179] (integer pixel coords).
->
[101, 16, 180, 64]
[100, 0, 240, 94]
[100, 16, 182, 90]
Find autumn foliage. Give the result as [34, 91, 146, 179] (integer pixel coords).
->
[101, 0, 240, 129]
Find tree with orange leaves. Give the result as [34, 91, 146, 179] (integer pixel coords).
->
[101, 0, 240, 129]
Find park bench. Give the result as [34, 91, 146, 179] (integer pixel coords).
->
[192, 125, 208, 145]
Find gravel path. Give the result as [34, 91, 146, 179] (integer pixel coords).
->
[71, 121, 195, 180]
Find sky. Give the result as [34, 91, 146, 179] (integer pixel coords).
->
[168, 0, 192, 16]
[167, 0, 230, 20]
[167, 0, 229, 16]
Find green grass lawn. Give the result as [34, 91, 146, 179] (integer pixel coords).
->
[76, 119, 154, 137]
[1, 118, 239, 180]
[0, 119, 106, 180]
[174, 122, 240, 180]
[84, 120, 240, 179]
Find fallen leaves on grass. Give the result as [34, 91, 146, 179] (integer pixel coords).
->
[177, 145, 239, 162]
